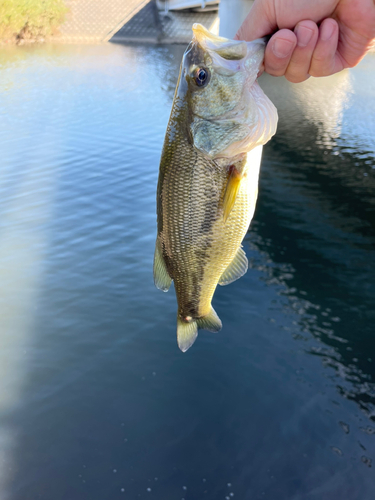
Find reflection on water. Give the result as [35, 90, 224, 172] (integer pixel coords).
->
[0, 43, 374, 499]
[260, 68, 375, 422]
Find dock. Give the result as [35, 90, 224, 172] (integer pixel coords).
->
[52, 0, 219, 44]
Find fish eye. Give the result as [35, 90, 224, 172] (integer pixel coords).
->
[194, 67, 210, 87]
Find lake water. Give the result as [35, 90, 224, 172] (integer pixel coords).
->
[0, 42, 374, 500]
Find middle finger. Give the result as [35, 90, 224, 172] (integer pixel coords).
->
[264, 29, 297, 77]
[286, 20, 319, 83]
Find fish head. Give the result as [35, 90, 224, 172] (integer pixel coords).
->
[180, 24, 278, 161]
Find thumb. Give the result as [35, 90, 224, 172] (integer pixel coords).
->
[235, 0, 277, 41]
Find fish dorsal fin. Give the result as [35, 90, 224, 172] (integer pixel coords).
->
[222, 166, 243, 222]
[219, 247, 248, 286]
[153, 238, 172, 292]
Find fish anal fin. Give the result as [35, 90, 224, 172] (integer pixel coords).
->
[153, 239, 172, 292]
[222, 166, 242, 223]
[219, 247, 248, 286]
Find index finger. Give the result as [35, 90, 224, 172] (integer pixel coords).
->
[235, 1, 276, 41]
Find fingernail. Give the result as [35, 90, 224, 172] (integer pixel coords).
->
[320, 21, 335, 41]
[295, 25, 314, 47]
[272, 38, 294, 58]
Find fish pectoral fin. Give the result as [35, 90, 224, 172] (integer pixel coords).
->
[219, 247, 248, 286]
[222, 167, 242, 223]
[177, 318, 198, 352]
[197, 307, 222, 333]
[177, 307, 222, 352]
[153, 239, 172, 292]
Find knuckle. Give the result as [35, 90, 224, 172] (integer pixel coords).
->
[265, 66, 287, 77]
[309, 65, 328, 77]
[311, 52, 327, 64]
[286, 73, 307, 83]
[264, 58, 289, 77]
[299, 20, 318, 31]
[308, 66, 320, 77]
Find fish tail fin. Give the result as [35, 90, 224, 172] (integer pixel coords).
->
[197, 306, 222, 333]
[177, 307, 222, 353]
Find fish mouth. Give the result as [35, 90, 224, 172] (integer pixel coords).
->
[189, 24, 278, 160]
[192, 23, 267, 59]
[191, 23, 266, 81]
[193, 23, 248, 59]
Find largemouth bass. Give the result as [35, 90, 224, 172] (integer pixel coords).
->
[154, 24, 278, 352]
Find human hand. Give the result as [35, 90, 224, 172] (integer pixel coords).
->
[235, 0, 375, 82]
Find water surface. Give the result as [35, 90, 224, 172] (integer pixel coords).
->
[0, 43, 374, 500]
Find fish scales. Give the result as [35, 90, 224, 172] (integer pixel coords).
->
[154, 24, 278, 352]
[159, 136, 252, 318]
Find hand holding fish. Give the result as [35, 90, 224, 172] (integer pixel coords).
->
[236, 0, 375, 83]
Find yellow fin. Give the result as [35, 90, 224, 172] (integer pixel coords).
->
[177, 307, 222, 352]
[222, 167, 242, 223]
[196, 307, 222, 333]
[219, 247, 248, 286]
[177, 317, 198, 352]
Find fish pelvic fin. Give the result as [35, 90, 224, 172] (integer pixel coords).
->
[177, 307, 222, 352]
[153, 238, 172, 292]
[222, 166, 242, 223]
[219, 246, 248, 286]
